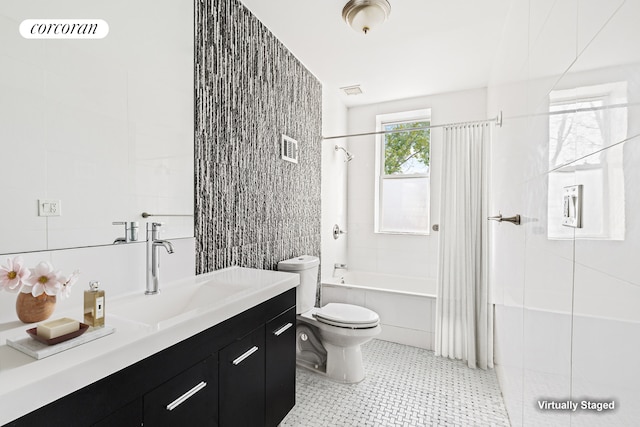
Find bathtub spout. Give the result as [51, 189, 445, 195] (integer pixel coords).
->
[333, 263, 348, 276]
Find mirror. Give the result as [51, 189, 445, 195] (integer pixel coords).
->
[0, 0, 194, 254]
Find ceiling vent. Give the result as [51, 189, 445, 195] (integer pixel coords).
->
[340, 85, 363, 96]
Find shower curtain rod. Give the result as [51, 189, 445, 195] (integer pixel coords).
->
[322, 111, 502, 141]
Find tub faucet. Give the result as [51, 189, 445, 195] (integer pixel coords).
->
[333, 263, 348, 276]
[146, 222, 174, 295]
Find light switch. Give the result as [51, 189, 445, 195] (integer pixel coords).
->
[561, 185, 581, 228]
[38, 199, 62, 217]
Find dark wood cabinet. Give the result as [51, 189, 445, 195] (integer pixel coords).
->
[92, 398, 142, 427]
[265, 307, 296, 427]
[219, 326, 266, 427]
[5, 288, 296, 427]
[144, 354, 218, 427]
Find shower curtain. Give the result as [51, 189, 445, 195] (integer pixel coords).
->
[435, 123, 493, 370]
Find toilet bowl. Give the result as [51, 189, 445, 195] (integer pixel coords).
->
[278, 255, 381, 383]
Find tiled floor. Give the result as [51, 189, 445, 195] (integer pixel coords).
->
[282, 339, 510, 427]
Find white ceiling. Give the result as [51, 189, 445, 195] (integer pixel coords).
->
[239, 0, 511, 107]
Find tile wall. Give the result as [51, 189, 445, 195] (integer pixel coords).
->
[488, 0, 640, 425]
[321, 90, 349, 280]
[0, 0, 194, 254]
[346, 89, 487, 280]
[194, 0, 323, 274]
[0, 1, 195, 326]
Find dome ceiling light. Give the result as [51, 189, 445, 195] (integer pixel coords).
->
[342, 0, 391, 35]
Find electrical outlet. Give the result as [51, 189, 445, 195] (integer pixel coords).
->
[38, 199, 62, 217]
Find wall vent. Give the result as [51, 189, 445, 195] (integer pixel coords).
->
[281, 135, 298, 163]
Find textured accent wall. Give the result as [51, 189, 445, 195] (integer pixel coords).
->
[195, 0, 322, 274]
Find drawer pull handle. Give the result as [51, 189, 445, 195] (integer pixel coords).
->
[273, 322, 293, 336]
[232, 346, 259, 365]
[166, 381, 207, 411]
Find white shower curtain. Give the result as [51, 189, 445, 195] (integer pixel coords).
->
[435, 123, 493, 370]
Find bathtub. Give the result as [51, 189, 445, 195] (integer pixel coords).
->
[321, 271, 437, 350]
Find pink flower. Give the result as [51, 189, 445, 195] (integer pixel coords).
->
[23, 261, 63, 297]
[0, 256, 31, 293]
[58, 269, 80, 300]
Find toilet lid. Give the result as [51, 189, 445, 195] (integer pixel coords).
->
[313, 303, 379, 329]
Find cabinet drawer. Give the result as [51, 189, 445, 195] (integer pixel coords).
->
[144, 354, 218, 427]
[219, 326, 265, 427]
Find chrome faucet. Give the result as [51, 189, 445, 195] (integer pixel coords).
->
[146, 222, 174, 295]
[333, 263, 348, 276]
[112, 221, 139, 244]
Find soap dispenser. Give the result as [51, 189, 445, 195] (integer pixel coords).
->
[84, 281, 105, 327]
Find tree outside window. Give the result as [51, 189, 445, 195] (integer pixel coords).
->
[375, 109, 431, 234]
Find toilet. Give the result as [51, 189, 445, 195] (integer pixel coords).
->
[278, 255, 381, 383]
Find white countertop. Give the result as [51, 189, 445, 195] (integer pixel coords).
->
[0, 267, 299, 425]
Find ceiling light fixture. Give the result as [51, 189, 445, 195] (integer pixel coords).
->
[340, 85, 364, 96]
[342, 0, 391, 35]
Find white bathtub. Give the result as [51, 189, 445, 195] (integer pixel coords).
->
[321, 271, 437, 350]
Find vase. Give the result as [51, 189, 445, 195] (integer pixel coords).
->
[16, 292, 57, 323]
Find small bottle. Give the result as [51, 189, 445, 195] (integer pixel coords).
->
[84, 281, 105, 327]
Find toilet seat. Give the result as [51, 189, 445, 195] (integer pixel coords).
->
[313, 303, 379, 329]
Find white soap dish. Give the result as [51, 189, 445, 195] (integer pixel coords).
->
[7, 325, 115, 359]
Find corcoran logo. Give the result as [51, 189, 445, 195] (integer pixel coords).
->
[19, 19, 109, 39]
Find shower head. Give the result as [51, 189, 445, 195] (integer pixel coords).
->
[335, 145, 355, 162]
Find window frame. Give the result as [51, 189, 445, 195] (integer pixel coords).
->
[546, 83, 627, 241]
[374, 108, 432, 236]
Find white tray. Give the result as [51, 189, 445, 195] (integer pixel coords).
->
[6, 325, 116, 360]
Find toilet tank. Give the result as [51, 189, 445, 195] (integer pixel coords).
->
[277, 255, 319, 314]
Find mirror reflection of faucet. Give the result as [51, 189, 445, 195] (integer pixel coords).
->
[112, 221, 139, 244]
[146, 222, 175, 295]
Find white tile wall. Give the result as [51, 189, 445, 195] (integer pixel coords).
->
[346, 89, 487, 281]
[0, 0, 194, 254]
[320, 89, 349, 281]
[489, 0, 640, 425]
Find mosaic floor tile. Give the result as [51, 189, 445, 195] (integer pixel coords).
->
[282, 339, 510, 427]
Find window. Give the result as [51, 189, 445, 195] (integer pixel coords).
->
[547, 82, 627, 241]
[375, 109, 431, 234]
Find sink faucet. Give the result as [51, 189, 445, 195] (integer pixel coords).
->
[146, 222, 174, 295]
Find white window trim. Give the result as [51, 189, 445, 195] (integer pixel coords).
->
[374, 108, 432, 236]
[547, 82, 627, 241]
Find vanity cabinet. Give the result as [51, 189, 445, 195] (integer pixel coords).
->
[92, 398, 142, 427]
[219, 326, 266, 426]
[265, 307, 296, 427]
[4, 288, 295, 427]
[143, 354, 218, 426]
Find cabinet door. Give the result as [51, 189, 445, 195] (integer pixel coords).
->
[219, 326, 265, 427]
[93, 398, 142, 427]
[144, 354, 218, 427]
[265, 307, 296, 427]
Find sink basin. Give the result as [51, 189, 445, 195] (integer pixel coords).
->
[107, 267, 300, 330]
[109, 281, 250, 329]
